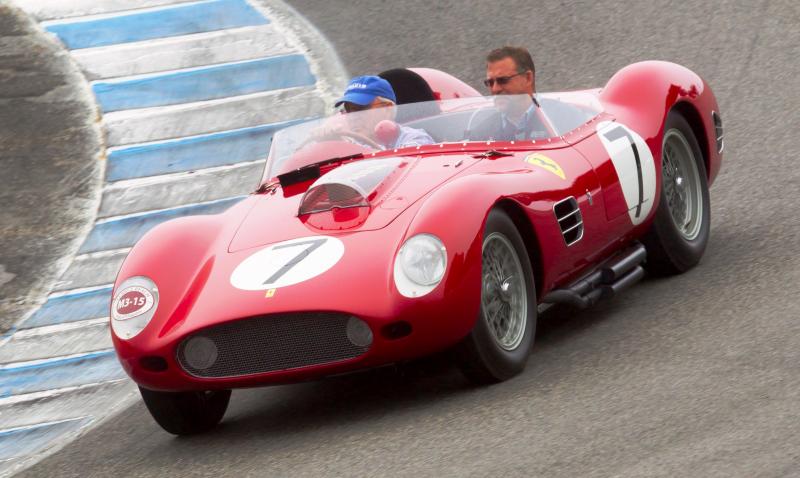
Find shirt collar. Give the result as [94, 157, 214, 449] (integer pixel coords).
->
[500, 96, 539, 130]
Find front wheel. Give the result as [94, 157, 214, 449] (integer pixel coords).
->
[457, 209, 536, 384]
[139, 387, 230, 435]
[643, 112, 711, 275]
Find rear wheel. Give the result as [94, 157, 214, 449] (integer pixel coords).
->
[458, 209, 536, 384]
[643, 112, 710, 275]
[139, 387, 230, 435]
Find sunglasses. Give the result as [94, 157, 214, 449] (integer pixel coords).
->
[483, 72, 525, 88]
[342, 102, 371, 113]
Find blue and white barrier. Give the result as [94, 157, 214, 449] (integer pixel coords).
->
[0, 0, 346, 474]
[106, 119, 304, 181]
[43, 0, 268, 49]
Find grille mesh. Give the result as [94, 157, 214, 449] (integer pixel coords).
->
[177, 312, 369, 378]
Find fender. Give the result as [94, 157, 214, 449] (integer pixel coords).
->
[113, 197, 255, 345]
[600, 61, 722, 184]
[400, 169, 566, 308]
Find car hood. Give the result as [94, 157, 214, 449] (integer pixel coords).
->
[228, 154, 480, 252]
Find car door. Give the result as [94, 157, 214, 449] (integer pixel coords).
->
[572, 118, 658, 228]
[512, 142, 620, 288]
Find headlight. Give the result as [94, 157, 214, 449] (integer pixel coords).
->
[393, 233, 446, 298]
[111, 276, 159, 339]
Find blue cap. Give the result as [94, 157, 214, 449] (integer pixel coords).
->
[335, 75, 396, 107]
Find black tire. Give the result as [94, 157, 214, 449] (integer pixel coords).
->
[139, 386, 230, 435]
[642, 111, 711, 275]
[457, 209, 536, 384]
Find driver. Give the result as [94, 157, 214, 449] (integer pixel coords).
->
[469, 46, 552, 141]
[333, 75, 434, 149]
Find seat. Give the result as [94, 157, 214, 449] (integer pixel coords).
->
[378, 68, 441, 122]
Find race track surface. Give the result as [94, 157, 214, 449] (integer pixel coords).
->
[22, 1, 800, 476]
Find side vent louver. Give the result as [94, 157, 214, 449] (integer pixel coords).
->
[712, 111, 723, 153]
[553, 197, 583, 246]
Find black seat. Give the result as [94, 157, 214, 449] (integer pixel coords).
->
[378, 68, 440, 122]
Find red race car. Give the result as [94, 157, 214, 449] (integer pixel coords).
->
[111, 61, 723, 434]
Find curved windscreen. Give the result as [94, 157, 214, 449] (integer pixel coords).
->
[265, 93, 601, 180]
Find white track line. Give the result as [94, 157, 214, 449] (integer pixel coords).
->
[74, 24, 294, 80]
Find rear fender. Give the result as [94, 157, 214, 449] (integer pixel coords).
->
[600, 61, 722, 184]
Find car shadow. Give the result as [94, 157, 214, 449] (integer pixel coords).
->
[179, 300, 629, 443]
[164, 272, 693, 450]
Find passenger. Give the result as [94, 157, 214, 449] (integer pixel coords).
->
[334, 75, 434, 148]
[469, 46, 551, 141]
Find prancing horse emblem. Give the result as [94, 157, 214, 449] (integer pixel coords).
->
[525, 153, 566, 180]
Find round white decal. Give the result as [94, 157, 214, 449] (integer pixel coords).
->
[230, 236, 345, 291]
[112, 286, 155, 321]
[596, 121, 657, 225]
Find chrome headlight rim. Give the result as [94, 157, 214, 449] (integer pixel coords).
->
[393, 233, 447, 298]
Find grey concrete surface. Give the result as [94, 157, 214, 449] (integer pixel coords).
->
[0, 1, 102, 332]
[20, 0, 800, 477]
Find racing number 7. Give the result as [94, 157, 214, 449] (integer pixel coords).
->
[603, 126, 644, 218]
[263, 238, 328, 285]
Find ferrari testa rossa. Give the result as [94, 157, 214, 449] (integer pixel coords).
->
[110, 61, 723, 434]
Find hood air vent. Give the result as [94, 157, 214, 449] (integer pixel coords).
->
[553, 197, 583, 246]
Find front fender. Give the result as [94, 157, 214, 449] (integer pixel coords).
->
[112, 198, 255, 355]
[400, 170, 554, 314]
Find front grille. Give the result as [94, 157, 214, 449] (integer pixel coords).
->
[177, 312, 370, 378]
[553, 196, 583, 246]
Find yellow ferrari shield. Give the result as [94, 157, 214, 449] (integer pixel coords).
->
[525, 153, 566, 180]
[265, 288, 276, 298]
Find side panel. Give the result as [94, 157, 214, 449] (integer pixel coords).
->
[404, 148, 614, 296]
[572, 118, 659, 226]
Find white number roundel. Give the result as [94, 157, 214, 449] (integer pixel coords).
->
[596, 121, 657, 225]
[230, 236, 344, 291]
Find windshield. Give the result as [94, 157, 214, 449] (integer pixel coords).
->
[265, 93, 601, 180]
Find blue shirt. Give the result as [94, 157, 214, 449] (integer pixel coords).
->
[499, 99, 550, 141]
[393, 125, 435, 148]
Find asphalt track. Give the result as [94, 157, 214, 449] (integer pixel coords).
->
[22, 1, 800, 476]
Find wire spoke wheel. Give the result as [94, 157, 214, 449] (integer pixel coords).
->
[481, 232, 527, 351]
[642, 111, 711, 276]
[458, 209, 536, 384]
[662, 129, 704, 241]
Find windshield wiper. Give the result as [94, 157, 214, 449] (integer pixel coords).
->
[277, 153, 364, 188]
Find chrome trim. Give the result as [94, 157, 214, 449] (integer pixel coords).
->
[557, 208, 581, 221]
[564, 226, 584, 246]
[561, 221, 583, 234]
